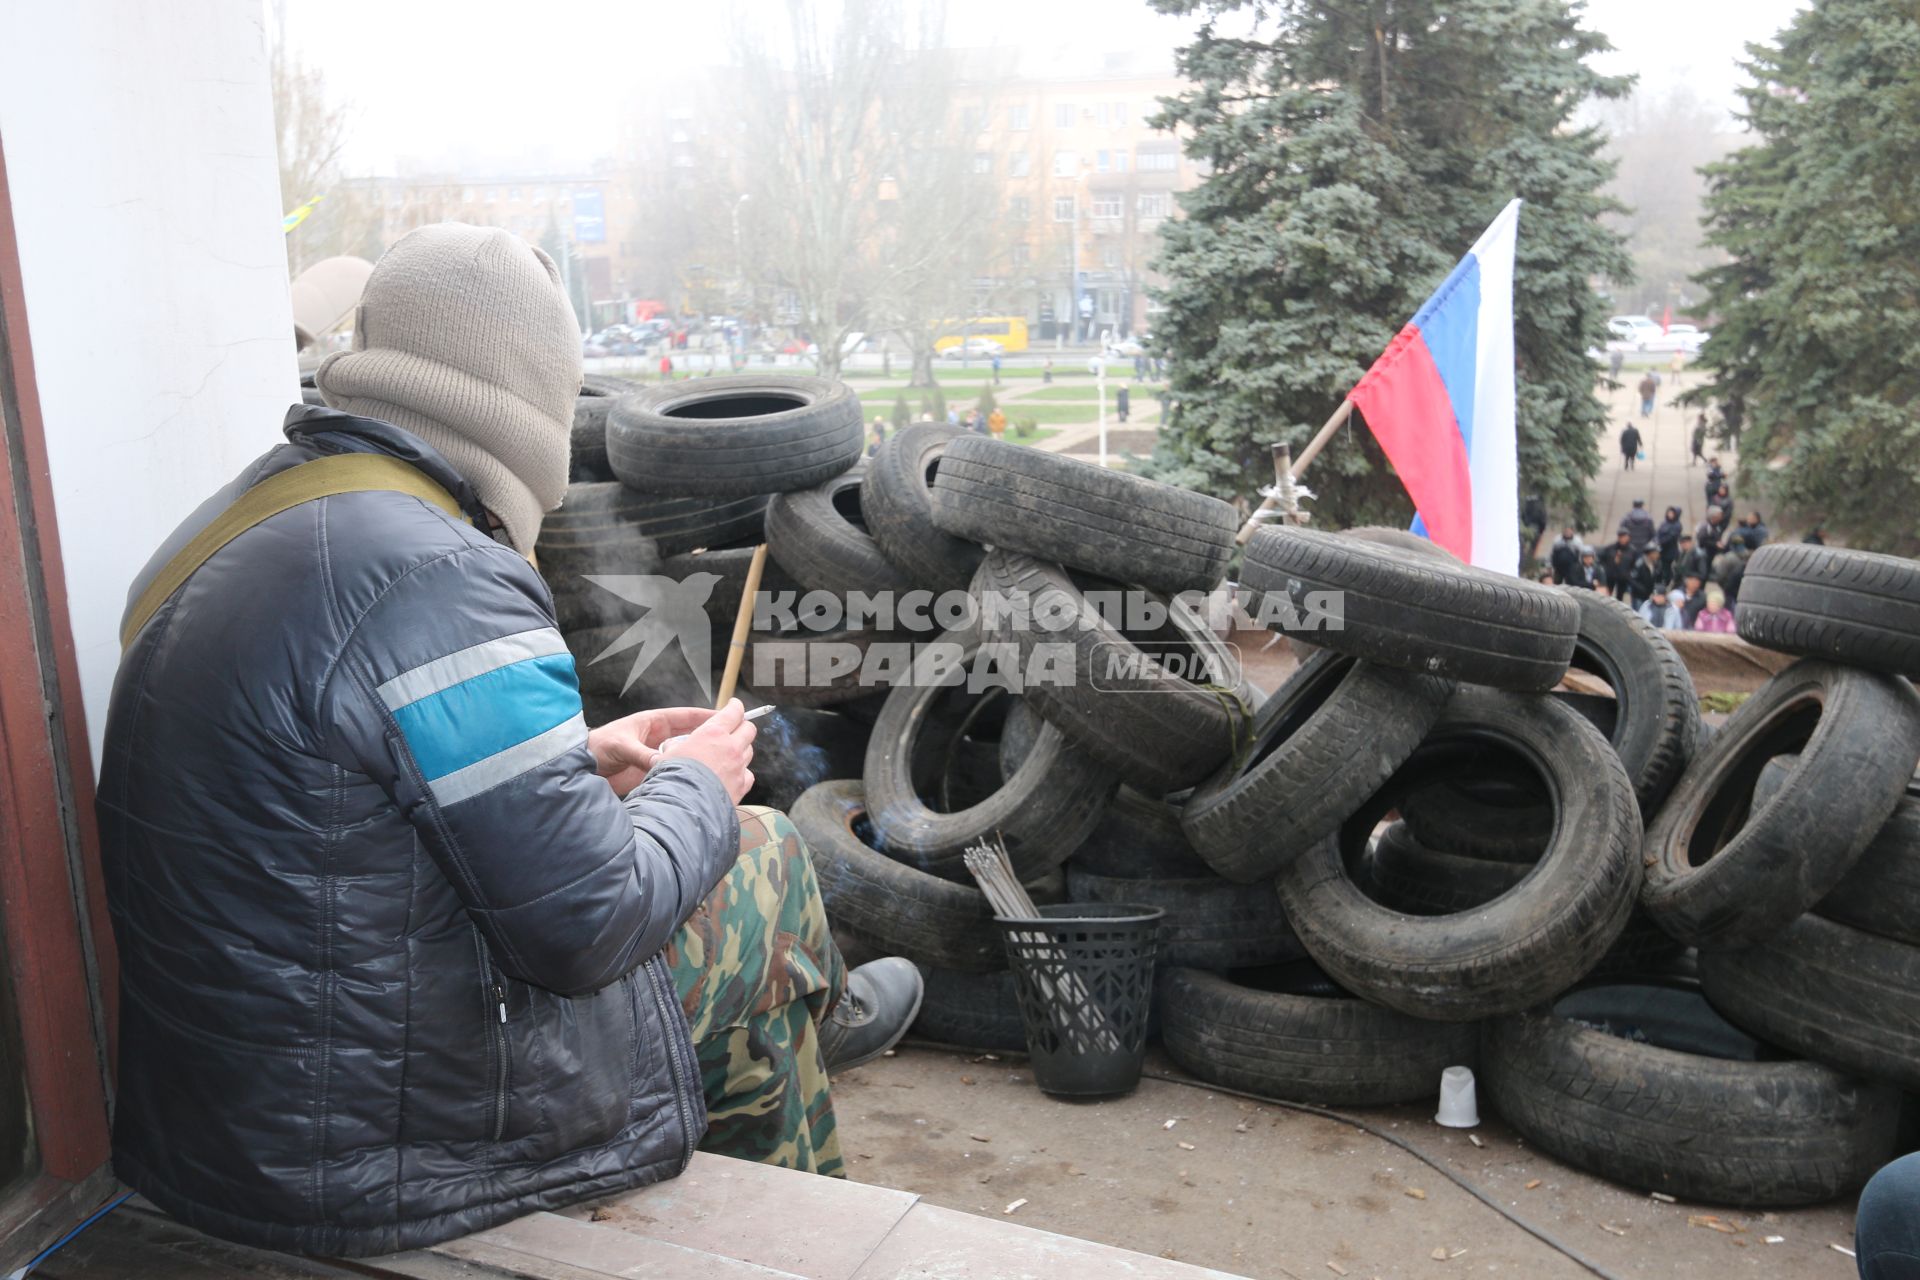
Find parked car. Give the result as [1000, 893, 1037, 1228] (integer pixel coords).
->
[1105, 336, 1146, 358]
[1607, 315, 1662, 346]
[940, 338, 1005, 359]
[1641, 324, 1710, 354]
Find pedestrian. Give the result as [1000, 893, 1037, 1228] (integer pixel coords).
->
[1690, 413, 1708, 466]
[1599, 529, 1637, 602]
[1855, 1152, 1920, 1280]
[1117, 384, 1131, 424]
[1803, 525, 1826, 546]
[95, 224, 922, 1255]
[1713, 535, 1750, 607]
[1134, 354, 1147, 379]
[1042, 358, 1053, 385]
[1680, 572, 1709, 629]
[1710, 482, 1733, 514]
[1639, 585, 1685, 631]
[1609, 349, 1625, 380]
[1521, 494, 1549, 560]
[1536, 568, 1556, 585]
[659, 352, 674, 381]
[1655, 505, 1685, 579]
[990, 352, 1002, 385]
[1637, 372, 1658, 417]
[1695, 506, 1724, 574]
[1574, 546, 1602, 591]
[1549, 526, 1582, 584]
[946, 407, 960, 427]
[987, 407, 1007, 438]
[867, 418, 886, 457]
[1744, 510, 1770, 549]
[1669, 348, 1686, 386]
[1703, 458, 1726, 508]
[1692, 583, 1737, 632]
[1619, 497, 1655, 550]
[1619, 422, 1643, 470]
[1674, 533, 1707, 586]
[1629, 544, 1663, 607]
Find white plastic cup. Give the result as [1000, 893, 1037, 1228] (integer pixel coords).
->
[1435, 1065, 1479, 1128]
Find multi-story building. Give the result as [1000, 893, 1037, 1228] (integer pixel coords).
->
[960, 49, 1201, 341]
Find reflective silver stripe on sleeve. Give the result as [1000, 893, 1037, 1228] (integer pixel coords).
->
[377, 627, 570, 710]
[428, 713, 589, 808]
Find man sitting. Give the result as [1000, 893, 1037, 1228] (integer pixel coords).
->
[96, 224, 921, 1257]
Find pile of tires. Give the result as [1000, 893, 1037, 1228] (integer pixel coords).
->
[540, 376, 1916, 1209]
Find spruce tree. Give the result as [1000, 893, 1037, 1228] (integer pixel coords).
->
[1146, 0, 1630, 533]
[1689, 0, 1920, 552]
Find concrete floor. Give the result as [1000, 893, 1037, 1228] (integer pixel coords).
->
[834, 1046, 1861, 1280]
[1589, 359, 1742, 541]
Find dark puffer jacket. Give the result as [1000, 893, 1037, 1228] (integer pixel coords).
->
[97, 407, 737, 1255]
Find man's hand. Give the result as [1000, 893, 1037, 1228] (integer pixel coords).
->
[660, 699, 755, 803]
[588, 705, 723, 798]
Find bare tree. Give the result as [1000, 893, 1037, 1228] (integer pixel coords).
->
[728, 0, 1010, 380]
[270, 17, 376, 276]
[1594, 85, 1740, 314]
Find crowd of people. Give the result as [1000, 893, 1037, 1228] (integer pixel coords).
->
[1538, 454, 1815, 634]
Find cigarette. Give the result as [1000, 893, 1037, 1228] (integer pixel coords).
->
[744, 704, 775, 721]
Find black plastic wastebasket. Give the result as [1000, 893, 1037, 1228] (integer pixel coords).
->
[996, 902, 1164, 1098]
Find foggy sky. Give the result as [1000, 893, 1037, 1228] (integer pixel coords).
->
[280, 0, 1809, 178]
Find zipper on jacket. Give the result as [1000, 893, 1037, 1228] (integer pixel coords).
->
[644, 955, 699, 1170]
[471, 929, 510, 1143]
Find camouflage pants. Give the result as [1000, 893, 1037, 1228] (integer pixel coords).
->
[664, 806, 849, 1177]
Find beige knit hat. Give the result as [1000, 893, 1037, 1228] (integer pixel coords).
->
[315, 223, 581, 552]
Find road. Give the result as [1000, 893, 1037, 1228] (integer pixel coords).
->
[1584, 361, 1741, 548]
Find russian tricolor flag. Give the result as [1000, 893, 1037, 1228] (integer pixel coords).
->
[1348, 199, 1522, 574]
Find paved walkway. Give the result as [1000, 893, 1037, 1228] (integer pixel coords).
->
[1585, 365, 1740, 543]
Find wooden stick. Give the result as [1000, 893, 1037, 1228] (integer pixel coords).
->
[1291, 396, 1354, 477]
[713, 543, 768, 709]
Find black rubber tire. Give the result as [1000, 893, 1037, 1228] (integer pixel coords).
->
[1339, 526, 1462, 562]
[1182, 649, 1451, 882]
[1239, 526, 1578, 692]
[979, 551, 1252, 793]
[1065, 867, 1302, 970]
[1361, 821, 1685, 980]
[911, 968, 1027, 1053]
[607, 374, 863, 496]
[743, 625, 909, 709]
[663, 543, 804, 631]
[570, 377, 641, 482]
[863, 626, 1117, 878]
[766, 466, 918, 598]
[795, 779, 1010, 973]
[996, 702, 1215, 879]
[1069, 786, 1216, 880]
[1392, 745, 1553, 863]
[1641, 659, 1920, 949]
[930, 436, 1237, 595]
[1560, 588, 1701, 815]
[1736, 543, 1920, 675]
[533, 486, 663, 633]
[1755, 760, 1920, 946]
[864, 423, 985, 591]
[1700, 912, 1920, 1092]
[1482, 978, 1900, 1207]
[1274, 688, 1642, 1021]
[1157, 964, 1477, 1106]
[549, 480, 773, 563]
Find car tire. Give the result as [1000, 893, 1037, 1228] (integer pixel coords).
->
[1482, 977, 1899, 1207]
[1641, 659, 1920, 949]
[571, 376, 643, 482]
[911, 968, 1028, 1053]
[979, 551, 1252, 793]
[1065, 867, 1302, 971]
[1274, 688, 1642, 1021]
[1238, 526, 1579, 691]
[1755, 759, 1920, 946]
[1560, 589, 1701, 814]
[930, 436, 1237, 595]
[1157, 963, 1478, 1106]
[1182, 649, 1451, 883]
[863, 627, 1118, 879]
[1736, 543, 1920, 675]
[608, 374, 864, 496]
[795, 780, 1022, 973]
[1699, 912, 1920, 1091]
[864, 423, 985, 591]
[766, 466, 919, 599]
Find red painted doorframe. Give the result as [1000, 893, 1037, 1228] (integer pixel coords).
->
[0, 133, 121, 1254]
